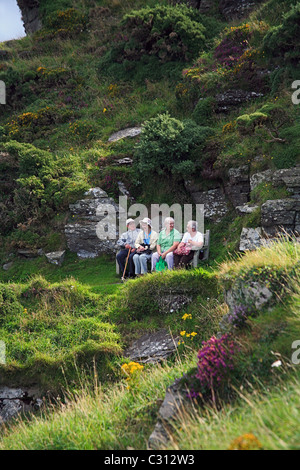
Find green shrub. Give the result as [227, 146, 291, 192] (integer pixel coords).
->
[134, 112, 213, 176]
[192, 97, 215, 126]
[263, 3, 300, 64]
[98, 4, 207, 82]
[0, 141, 89, 230]
[122, 4, 206, 62]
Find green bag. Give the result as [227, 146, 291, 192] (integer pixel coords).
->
[156, 256, 168, 272]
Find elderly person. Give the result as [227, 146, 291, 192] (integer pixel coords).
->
[151, 217, 181, 271]
[133, 218, 158, 276]
[116, 218, 140, 278]
[174, 220, 203, 269]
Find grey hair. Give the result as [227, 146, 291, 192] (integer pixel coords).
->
[187, 220, 198, 231]
[164, 217, 175, 225]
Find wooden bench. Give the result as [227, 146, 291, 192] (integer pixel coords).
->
[116, 229, 210, 274]
[190, 229, 210, 268]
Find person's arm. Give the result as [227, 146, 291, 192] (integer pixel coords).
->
[135, 232, 143, 250]
[149, 232, 158, 251]
[117, 232, 127, 249]
[161, 241, 179, 258]
[177, 233, 188, 250]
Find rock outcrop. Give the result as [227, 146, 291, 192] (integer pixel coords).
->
[65, 188, 125, 258]
[17, 0, 42, 35]
[225, 165, 251, 207]
[261, 199, 300, 237]
[124, 329, 179, 365]
[0, 387, 42, 424]
[215, 90, 264, 113]
[148, 379, 185, 449]
[251, 166, 300, 199]
[108, 127, 142, 143]
[179, 0, 264, 19]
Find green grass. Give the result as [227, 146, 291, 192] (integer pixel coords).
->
[0, 355, 192, 450]
[168, 372, 300, 450]
[0, 251, 121, 295]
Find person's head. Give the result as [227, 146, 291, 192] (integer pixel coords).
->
[140, 217, 152, 231]
[187, 220, 198, 234]
[164, 217, 175, 231]
[126, 218, 136, 231]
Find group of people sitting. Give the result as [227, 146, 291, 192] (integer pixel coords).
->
[116, 217, 204, 278]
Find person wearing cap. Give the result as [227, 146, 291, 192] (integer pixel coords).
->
[151, 217, 181, 271]
[133, 218, 158, 276]
[116, 219, 140, 278]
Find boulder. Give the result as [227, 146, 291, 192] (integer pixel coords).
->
[17, 249, 43, 259]
[65, 187, 125, 257]
[239, 227, 263, 251]
[45, 250, 65, 266]
[215, 90, 264, 113]
[187, 186, 229, 222]
[108, 127, 142, 143]
[225, 280, 273, 312]
[236, 204, 259, 215]
[148, 379, 185, 449]
[124, 329, 179, 364]
[0, 387, 42, 424]
[2, 262, 13, 271]
[261, 199, 300, 236]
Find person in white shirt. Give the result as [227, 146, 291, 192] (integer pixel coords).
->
[173, 220, 203, 268]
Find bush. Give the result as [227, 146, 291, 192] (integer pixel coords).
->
[0, 141, 89, 230]
[134, 112, 213, 177]
[192, 97, 215, 126]
[263, 3, 300, 64]
[122, 4, 206, 62]
[98, 4, 207, 82]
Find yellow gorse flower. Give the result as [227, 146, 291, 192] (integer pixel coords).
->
[228, 433, 263, 451]
[121, 361, 144, 376]
[182, 313, 192, 320]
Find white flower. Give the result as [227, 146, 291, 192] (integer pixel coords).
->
[271, 360, 282, 368]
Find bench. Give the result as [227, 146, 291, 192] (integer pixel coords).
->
[190, 229, 210, 268]
[116, 230, 210, 274]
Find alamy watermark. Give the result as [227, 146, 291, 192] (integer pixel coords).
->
[291, 340, 300, 365]
[0, 341, 6, 365]
[94, 196, 205, 240]
[0, 80, 5, 105]
[292, 80, 300, 105]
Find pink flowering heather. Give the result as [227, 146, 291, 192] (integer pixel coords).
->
[196, 334, 238, 393]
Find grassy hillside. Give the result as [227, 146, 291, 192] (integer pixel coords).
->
[0, 0, 299, 261]
[0, 239, 299, 449]
[0, 0, 299, 450]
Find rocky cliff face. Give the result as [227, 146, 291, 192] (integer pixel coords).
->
[178, 0, 264, 19]
[17, 0, 42, 35]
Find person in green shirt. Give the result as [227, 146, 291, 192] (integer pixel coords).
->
[151, 217, 181, 271]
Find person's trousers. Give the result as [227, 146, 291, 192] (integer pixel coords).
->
[173, 251, 194, 268]
[133, 253, 152, 274]
[151, 251, 174, 271]
[116, 249, 136, 276]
